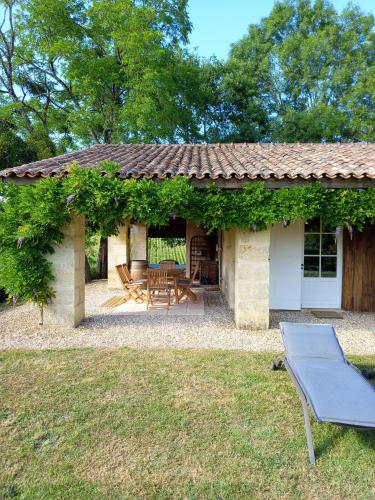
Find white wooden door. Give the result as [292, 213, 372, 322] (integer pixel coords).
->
[270, 221, 303, 310]
[302, 218, 343, 309]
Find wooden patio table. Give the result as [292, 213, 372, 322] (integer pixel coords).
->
[143, 268, 196, 304]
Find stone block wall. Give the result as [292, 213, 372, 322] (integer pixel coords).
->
[221, 228, 236, 309]
[130, 223, 148, 260]
[108, 222, 130, 289]
[45, 213, 85, 327]
[234, 228, 270, 329]
[221, 227, 270, 329]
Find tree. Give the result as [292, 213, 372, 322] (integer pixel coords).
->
[190, 57, 237, 143]
[225, 0, 375, 142]
[0, 119, 35, 169]
[5, 0, 195, 145]
[0, 1, 58, 159]
[0, 0, 198, 277]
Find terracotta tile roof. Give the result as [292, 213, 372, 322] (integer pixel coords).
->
[1, 143, 375, 181]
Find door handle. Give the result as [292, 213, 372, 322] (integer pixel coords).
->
[301, 263, 304, 270]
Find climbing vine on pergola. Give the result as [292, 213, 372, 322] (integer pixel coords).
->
[0, 161, 374, 314]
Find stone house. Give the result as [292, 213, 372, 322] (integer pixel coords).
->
[1, 143, 375, 329]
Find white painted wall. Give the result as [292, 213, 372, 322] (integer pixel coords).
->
[270, 220, 343, 310]
[269, 221, 303, 310]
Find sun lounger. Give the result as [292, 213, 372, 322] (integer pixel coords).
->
[280, 322, 375, 464]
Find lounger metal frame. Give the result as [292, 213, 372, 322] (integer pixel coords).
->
[281, 323, 375, 465]
[284, 358, 316, 464]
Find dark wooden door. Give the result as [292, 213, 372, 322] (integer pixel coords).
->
[190, 235, 209, 280]
[342, 223, 375, 312]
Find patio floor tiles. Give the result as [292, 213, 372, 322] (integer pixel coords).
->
[113, 289, 204, 316]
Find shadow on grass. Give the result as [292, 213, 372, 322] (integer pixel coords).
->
[351, 360, 375, 376]
[314, 425, 348, 459]
[315, 424, 375, 461]
[356, 428, 375, 452]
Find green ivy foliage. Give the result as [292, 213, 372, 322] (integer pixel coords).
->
[1, 162, 375, 312]
[0, 178, 71, 313]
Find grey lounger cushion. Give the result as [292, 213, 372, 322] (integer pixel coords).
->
[281, 322, 375, 428]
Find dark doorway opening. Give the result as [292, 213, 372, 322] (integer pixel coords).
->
[190, 232, 219, 285]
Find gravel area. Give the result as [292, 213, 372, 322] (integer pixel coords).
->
[1, 280, 375, 354]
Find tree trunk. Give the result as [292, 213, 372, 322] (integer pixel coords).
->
[85, 254, 92, 283]
[97, 237, 108, 279]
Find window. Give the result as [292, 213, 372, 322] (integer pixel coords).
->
[304, 218, 337, 278]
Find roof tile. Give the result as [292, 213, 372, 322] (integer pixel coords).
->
[1, 143, 375, 181]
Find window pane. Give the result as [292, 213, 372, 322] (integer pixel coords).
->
[304, 256, 319, 277]
[321, 234, 337, 256]
[321, 257, 337, 277]
[304, 234, 320, 255]
[305, 217, 320, 233]
[322, 220, 336, 233]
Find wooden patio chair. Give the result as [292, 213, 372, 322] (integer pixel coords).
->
[159, 260, 178, 289]
[159, 260, 177, 269]
[176, 263, 199, 304]
[115, 264, 146, 303]
[147, 269, 171, 309]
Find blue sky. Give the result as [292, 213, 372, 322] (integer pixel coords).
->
[188, 0, 375, 59]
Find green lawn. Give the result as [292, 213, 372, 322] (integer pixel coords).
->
[1, 349, 375, 499]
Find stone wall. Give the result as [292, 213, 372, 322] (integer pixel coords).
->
[108, 221, 130, 289]
[234, 228, 270, 329]
[221, 227, 270, 329]
[45, 213, 85, 327]
[221, 228, 236, 309]
[130, 223, 148, 260]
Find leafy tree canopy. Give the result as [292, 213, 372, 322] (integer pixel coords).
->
[0, 0, 198, 149]
[225, 0, 375, 142]
[0, 0, 373, 174]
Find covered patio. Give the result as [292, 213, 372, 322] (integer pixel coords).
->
[42, 211, 267, 329]
[1, 142, 375, 331]
[107, 217, 219, 293]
